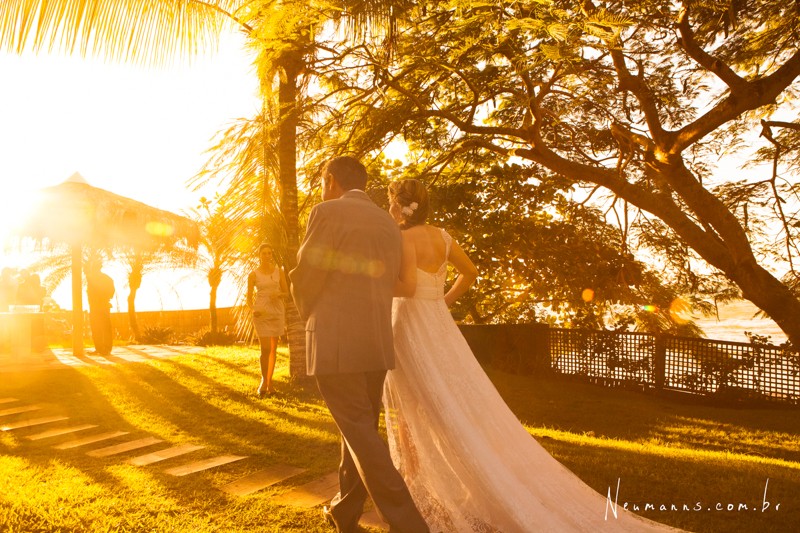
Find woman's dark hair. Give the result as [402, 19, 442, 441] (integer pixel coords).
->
[388, 179, 429, 229]
[258, 243, 273, 254]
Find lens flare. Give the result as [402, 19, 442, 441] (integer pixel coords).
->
[145, 221, 175, 237]
[641, 304, 658, 313]
[307, 246, 386, 278]
[669, 297, 692, 324]
[581, 288, 594, 302]
[234, 234, 255, 253]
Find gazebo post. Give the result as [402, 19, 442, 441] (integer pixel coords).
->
[71, 243, 84, 356]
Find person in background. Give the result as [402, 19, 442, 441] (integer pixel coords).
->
[86, 260, 115, 356]
[0, 268, 18, 312]
[16, 271, 46, 308]
[246, 244, 287, 397]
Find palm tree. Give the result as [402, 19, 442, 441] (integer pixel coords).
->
[191, 105, 289, 339]
[247, 0, 407, 376]
[0, 1, 253, 65]
[2, 0, 405, 371]
[116, 248, 185, 341]
[189, 193, 253, 334]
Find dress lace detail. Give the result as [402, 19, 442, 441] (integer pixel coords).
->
[384, 228, 682, 532]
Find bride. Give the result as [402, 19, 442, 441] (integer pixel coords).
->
[383, 179, 683, 532]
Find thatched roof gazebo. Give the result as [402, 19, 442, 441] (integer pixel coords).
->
[20, 172, 199, 356]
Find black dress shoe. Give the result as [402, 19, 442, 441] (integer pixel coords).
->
[322, 505, 336, 528]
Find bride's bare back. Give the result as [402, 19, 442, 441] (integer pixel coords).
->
[395, 224, 478, 306]
[406, 224, 448, 273]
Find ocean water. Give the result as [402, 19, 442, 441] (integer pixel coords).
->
[693, 300, 789, 345]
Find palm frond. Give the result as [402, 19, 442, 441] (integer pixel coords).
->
[0, 0, 251, 65]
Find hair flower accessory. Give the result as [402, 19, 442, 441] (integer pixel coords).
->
[401, 202, 419, 216]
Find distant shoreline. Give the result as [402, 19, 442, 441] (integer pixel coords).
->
[694, 300, 788, 344]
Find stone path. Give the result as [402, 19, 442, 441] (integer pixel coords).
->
[128, 444, 205, 466]
[0, 395, 389, 531]
[27, 424, 98, 441]
[220, 465, 306, 496]
[0, 345, 205, 372]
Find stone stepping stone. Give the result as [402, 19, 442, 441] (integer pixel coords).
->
[53, 431, 129, 450]
[221, 465, 306, 496]
[164, 455, 247, 477]
[87, 437, 163, 458]
[0, 398, 19, 404]
[158, 346, 203, 356]
[27, 424, 98, 441]
[128, 444, 205, 466]
[2, 415, 69, 431]
[272, 471, 339, 508]
[360, 507, 388, 531]
[0, 404, 42, 417]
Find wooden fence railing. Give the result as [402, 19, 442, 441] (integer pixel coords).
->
[459, 324, 799, 406]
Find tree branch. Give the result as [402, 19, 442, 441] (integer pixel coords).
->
[506, 144, 737, 274]
[671, 49, 800, 153]
[609, 47, 669, 147]
[676, 5, 747, 93]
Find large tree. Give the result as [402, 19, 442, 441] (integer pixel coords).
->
[312, 0, 800, 345]
[365, 153, 707, 334]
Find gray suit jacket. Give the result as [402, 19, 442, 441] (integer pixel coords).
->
[290, 190, 401, 375]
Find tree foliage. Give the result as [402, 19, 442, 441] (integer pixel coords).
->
[304, 0, 800, 343]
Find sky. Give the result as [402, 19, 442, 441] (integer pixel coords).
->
[0, 31, 261, 311]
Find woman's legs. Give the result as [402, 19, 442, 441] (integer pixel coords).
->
[258, 336, 278, 396]
[267, 336, 278, 393]
[258, 336, 269, 396]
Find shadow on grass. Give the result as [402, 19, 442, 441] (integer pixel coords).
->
[542, 437, 799, 533]
[492, 370, 800, 463]
[2, 351, 799, 533]
[202, 350, 263, 380]
[0, 355, 340, 496]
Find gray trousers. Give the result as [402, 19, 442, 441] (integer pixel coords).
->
[316, 371, 429, 533]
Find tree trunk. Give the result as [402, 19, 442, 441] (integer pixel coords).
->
[210, 283, 219, 334]
[127, 265, 142, 342]
[660, 162, 800, 346]
[71, 244, 84, 356]
[730, 262, 800, 346]
[208, 267, 222, 334]
[127, 289, 139, 341]
[277, 51, 306, 379]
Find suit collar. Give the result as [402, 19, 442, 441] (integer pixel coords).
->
[341, 189, 371, 202]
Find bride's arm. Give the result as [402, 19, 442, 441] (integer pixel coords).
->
[394, 231, 417, 297]
[444, 241, 478, 307]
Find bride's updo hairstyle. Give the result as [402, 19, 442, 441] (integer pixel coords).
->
[388, 179, 429, 229]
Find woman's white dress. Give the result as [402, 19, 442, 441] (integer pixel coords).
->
[383, 229, 682, 532]
[251, 267, 285, 338]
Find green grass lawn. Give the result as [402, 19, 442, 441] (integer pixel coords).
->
[0, 346, 798, 532]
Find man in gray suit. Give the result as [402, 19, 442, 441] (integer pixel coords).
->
[290, 156, 428, 533]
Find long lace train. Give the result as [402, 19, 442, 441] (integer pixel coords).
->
[383, 231, 683, 532]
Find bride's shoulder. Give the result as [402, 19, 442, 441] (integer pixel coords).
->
[427, 225, 451, 239]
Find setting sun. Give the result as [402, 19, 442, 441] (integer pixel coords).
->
[0, 32, 259, 311]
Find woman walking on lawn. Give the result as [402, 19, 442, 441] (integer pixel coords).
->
[384, 179, 686, 532]
[246, 244, 287, 397]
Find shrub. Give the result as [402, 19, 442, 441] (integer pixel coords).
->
[139, 325, 175, 344]
[189, 327, 237, 347]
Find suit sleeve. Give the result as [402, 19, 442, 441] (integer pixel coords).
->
[289, 205, 334, 321]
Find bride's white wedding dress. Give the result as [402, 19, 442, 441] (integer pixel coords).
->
[383, 229, 682, 532]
